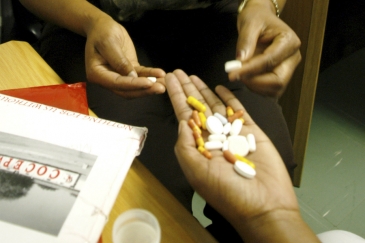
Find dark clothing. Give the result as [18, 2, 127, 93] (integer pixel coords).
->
[37, 2, 296, 242]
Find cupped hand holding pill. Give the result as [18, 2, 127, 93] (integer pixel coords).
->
[165, 69, 306, 241]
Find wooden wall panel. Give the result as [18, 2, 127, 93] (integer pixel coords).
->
[279, 0, 330, 186]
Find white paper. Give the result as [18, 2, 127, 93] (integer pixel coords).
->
[0, 94, 148, 243]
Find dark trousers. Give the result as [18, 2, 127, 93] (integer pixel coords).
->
[37, 4, 296, 242]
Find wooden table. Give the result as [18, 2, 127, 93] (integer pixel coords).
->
[0, 41, 217, 243]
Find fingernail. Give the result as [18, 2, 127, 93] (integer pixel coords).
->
[128, 70, 138, 77]
[236, 50, 246, 61]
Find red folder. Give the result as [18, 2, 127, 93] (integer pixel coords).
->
[0, 82, 89, 115]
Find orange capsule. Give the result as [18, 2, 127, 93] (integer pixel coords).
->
[193, 131, 205, 147]
[191, 110, 202, 127]
[228, 110, 244, 123]
[197, 146, 212, 159]
[223, 150, 237, 164]
[226, 106, 234, 117]
[202, 150, 212, 159]
[188, 118, 202, 134]
[198, 112, 207, 130]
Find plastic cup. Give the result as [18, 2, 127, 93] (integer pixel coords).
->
[112, 209, 161, 243]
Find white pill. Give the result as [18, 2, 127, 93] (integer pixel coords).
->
[247, 133, 256, 152]
[230, 119, 243, 136]
[222, 122, 231, 135]
[225, 60, 242, 73]
[222, 140, 229, 151]
[208, 134, 227, 142]
[214, 112, 228, 125]
[205, 141, 223, 150]
[147, 77, 157, 82]
[206, 116, 224, 134]
[228, 135, 249, 157]
[234, 161, 256, 179]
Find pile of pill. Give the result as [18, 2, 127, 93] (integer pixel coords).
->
[186, 96, 257, 179]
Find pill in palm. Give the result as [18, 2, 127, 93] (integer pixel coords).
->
[198, 112, 207, 130]
[223, 150, 237, 164]
[228, 135, 249, 157]
[225, 60, 242, 73]
[234, 161, 256, 179]
[226, 106, 234, 117]
[188, 119, 202, 134]
[247, 133, 256, 152]
[223, 122, 231, 135]
[234, 154, 256, 169]
[214, 112, 228, 125]
[205, 141, 224, 150]
[193, 131, 205, 147]
[198, 146, 212, 159]
[222, 140, 229, 151]
[230, 119, 243, 136]
[208, 134, 226, 142]
[227, 110, 244, 123]
[187, 96, 206, 113]
[206, 116, 224, 135]
[191, 110, 202, 127]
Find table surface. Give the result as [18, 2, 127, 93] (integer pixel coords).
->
[0, 41, 217, 243]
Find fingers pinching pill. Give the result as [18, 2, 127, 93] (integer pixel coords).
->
[225, 60, 242, 73]
[147, 77, 157, 82]
[234, 161, 256, 179]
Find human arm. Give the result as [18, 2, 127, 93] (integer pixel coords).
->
[228, 0, 302, 97]
[165, 69, 320, 242]
[19, 0, 166, 98]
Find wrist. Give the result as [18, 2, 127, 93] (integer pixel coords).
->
[238, 0, 283, 17]
[235, 209, 320, 243]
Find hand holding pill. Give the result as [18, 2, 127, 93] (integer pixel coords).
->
[166, 69, 298, 234]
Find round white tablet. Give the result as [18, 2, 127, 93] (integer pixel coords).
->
[227, 135, 249, 157]
[206, 116, 224, 135]
[234, 161, 256, 179]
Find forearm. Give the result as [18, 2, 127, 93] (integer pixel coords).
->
[19, 0, 109, 36]
[234, 210, 320, 243]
